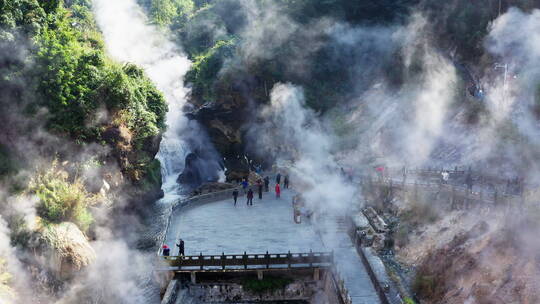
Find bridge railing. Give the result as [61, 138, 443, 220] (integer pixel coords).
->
[162, 251, 334, 270]
[172, 186, 243, 212]
[363, 178, 525, 207]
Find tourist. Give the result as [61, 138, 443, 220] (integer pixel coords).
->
[284, 175, 289, 189]
[441, 171, 449, 184]
[232, 189, 239, 206]
[276, 173, 281, 185]
[264, 176, 270, 192]
[275, 183, 281, 199]
[241, 179, 248, 193]
[176, 239, 185, 256]
[247, 188, 254, 206]
[257, 180, 263, 199]
[375, 166, 385, 181]
[162, 244, 170, 256]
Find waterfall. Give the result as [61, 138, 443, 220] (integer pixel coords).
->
[92, 0, 191, 202]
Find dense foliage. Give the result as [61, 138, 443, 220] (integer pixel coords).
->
[0, 0, 167, 164]
[31, 162, 95, 232]
[0, 1, 168, 234]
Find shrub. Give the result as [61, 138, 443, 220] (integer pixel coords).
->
[31, 162, 95, 232]
[403, 297, 416, 304]
[242, 276, 293, 294]
[412, 274, 437, 299]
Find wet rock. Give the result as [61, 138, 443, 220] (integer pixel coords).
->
[177, 152, 221, 188]
[190, 182, 236, 196]
[178, 153, 203, 186]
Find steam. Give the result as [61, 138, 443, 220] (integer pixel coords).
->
[251, 83, 355, 213]
[485, 8, 540, 147]
[0, 215, 30, 303]
[92, 0, 191, 179]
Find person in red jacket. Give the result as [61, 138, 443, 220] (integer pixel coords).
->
[275, 183, 281, 198]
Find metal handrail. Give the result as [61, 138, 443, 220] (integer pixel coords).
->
[162, 251, 334, 270]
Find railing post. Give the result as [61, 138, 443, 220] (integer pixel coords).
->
[287, 251, 291, 269]
[199, 252, 203, 270]
[265, 251, 270, 269]
[221, 252, 226, 270]
[243, 251, 247, 269]
[309, 249, 313, 268]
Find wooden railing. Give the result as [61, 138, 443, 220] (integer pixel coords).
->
[162, 251, 333, 271]
[363, 177, 524, 206]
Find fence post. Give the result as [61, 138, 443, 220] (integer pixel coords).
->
[243, 251, 248, 269]
[221, 252, 226, 270]
[265, 251, 270, 269]
[287, 251, 292, 269]
[309, 249, 314, 268]
[199, 252, 204, 270]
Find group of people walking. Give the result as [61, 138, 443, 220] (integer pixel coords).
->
[232, 173, 290, 206]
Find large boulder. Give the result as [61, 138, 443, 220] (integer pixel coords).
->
[177, 153, 203, 187]
[40, 222, 96, 280]
[177, 151, 222, 188]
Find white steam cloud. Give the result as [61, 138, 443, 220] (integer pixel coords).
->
[253, 83, 355, 213]
[93, 0, 192, 181]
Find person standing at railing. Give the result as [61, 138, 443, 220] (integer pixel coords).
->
[247, 188, 254, 205]
[232, 189, 239, 206]
[162, 244, 170, 256]
[441, 171, 449, 184]
[275, 183, 281, 199]
[284, 175, 290, 189]
[176, 239, 185, 256]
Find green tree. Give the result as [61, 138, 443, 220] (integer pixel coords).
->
[150, 0, 194, 26]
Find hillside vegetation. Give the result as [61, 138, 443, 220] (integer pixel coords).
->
[0, 0, 168, 299]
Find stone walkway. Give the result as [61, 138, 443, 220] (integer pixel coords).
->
[164, 188, 324, 255]
[318, 216, 381, 304]
[163, 187, 381, 304]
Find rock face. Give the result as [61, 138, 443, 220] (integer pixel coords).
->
[102, 124, 164, 206]
[186, 99, 252, 181]
[190, 182, 236, 196]
[177, 153, 204, 187]
[177, 152, 221, 189]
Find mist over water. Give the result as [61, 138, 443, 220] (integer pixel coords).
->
[93, 0, 191, 189]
